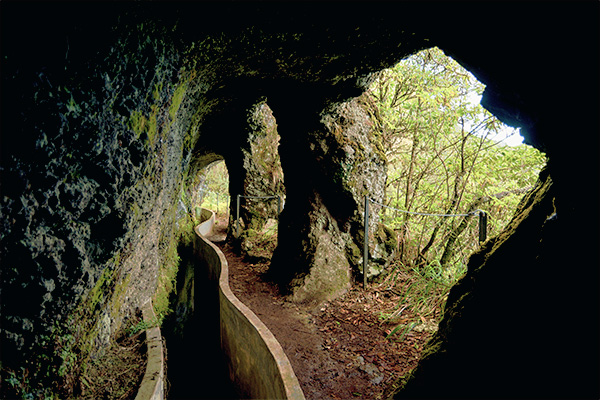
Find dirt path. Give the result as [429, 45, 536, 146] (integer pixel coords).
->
[216, 236, 434, 400]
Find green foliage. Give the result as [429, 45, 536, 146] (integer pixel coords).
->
[204, 161, 229, 195]
[124, 313, 161, 337]
[1, 320, 79, 399]
[381, 259, 466, 341]
[386, 321, 418, 341]
[3, 367, 59, 400]
[169, 81, 187, 120]
[153, 226, 182, 323]
[365, 47, 546, 343]
[198, 161, 231, 217]
[365, 47, 546, 270]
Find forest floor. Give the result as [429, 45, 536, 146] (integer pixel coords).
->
[210, 220, 438, 400]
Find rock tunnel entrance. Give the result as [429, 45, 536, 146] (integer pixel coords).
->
[190, 100, 286, 257]
[171, 45, 547, 399]
[205, 46, 547, 311]
[163, 101, 288, 398]
[358, 46, 547, 294]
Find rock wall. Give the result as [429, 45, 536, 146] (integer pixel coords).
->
[0, 6, 206, 397]
[234, 101, 286, 259]
[1, 2, 597, 398]
[240, 102, 285, 226]
[267, 92, 388, 305]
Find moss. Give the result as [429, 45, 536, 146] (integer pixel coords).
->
[169, 81, 187, 121]
[152, 81, 163, 102]
[128, 105, 158, 146]
[152, 189, 197, 322]
[85, 260, 118, 313]
[346, 240, 363, 263]
[153, 221, 180, 321]
[146, 105, 159, 146]
[34, 251, 129, 397]
[109, 273, 131, 320]
[129, 110, 147, 140]
[153, 243, 179, 322]
[376, 223, 397, 253]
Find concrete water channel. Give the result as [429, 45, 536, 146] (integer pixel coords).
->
[161, 237, 236, 399]
[162, 209, 304, 399]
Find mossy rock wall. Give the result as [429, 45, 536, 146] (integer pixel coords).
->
[234, 101, 286, 257]
[0, 10, 203, 397]
[1, 3, 597, 398]
[389, 163, 598, 398]
[268, 93, 389, 304]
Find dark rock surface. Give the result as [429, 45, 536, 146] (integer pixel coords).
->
[0, 2, 597, 398]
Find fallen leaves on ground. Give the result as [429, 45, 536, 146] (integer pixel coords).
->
[221, 241, 438, 400]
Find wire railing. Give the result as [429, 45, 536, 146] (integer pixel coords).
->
[198, 189, 283, 237]
[362, 196, 487, 288]
[200, 190, 487, 290]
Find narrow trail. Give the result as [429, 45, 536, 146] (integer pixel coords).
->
[206, 221, 433, 400]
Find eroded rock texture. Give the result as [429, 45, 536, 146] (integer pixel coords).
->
[269, 95, 389, 304]
[1, 14, 192, 395]
[234, 101, 286, 257]
[0, 2, 597, 398]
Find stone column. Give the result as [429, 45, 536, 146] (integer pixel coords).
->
[269, 87, 387, 305]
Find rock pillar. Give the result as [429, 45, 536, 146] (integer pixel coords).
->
[269, 88, 387, 305]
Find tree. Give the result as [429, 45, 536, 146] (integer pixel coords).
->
[363, 47, 546, 270]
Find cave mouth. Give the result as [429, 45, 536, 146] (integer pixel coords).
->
[361, 46, 547, 333]
[0, 3, 596, 399]
[172, 44, 547, 393]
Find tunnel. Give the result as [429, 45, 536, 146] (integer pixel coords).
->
[0, 2, 598, 399]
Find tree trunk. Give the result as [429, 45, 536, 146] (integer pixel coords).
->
[416, 161, 464, 267]
[399, 118, 420, 263]
[438, 199, 483, 268]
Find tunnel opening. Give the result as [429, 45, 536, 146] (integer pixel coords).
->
[361, 46, 547, 339]
[164, 102, 288, 396]
[170, 45, 546, 399]
[197, 159, 231, 239]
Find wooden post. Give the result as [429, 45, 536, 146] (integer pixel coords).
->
[236, 194, 241, 237]
[277, 196, 282, 216]
[363, 195, 369, 289]
[478, 211, 487, 243]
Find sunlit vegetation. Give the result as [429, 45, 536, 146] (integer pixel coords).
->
[365, 47, 546, 335]
[197, 161, 231, 219]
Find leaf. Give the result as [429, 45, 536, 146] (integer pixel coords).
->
[386, 321, 417, 341]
